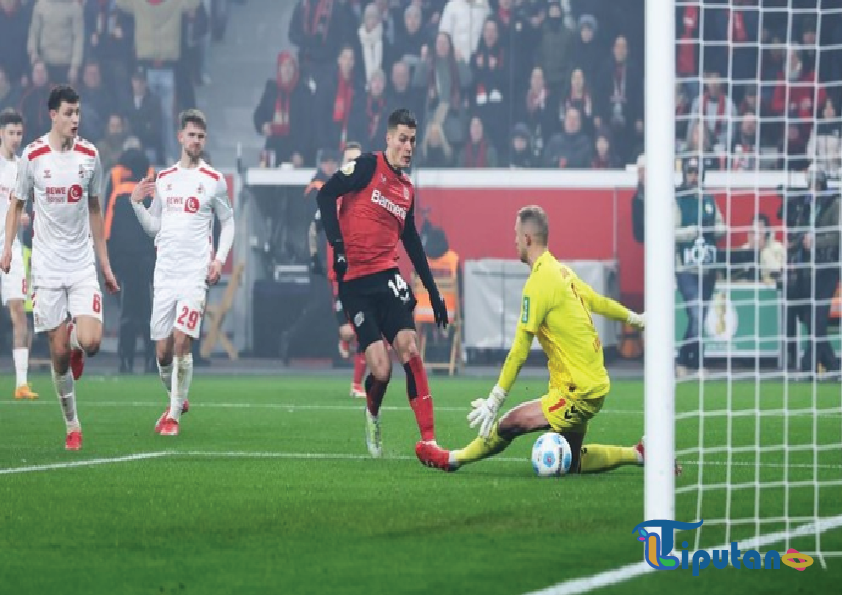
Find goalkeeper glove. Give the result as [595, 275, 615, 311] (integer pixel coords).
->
[627, 311, 646, 329]
[467, 385, 506, 438]
[332, 240, 348, 282]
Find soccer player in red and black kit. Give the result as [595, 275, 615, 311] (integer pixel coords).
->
[316, 108, 449, 461]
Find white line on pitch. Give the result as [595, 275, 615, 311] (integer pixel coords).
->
[0, 400, 644, 415]
[0, 451, 170, 475]
[173, 450, 526, 463]
[527, 513, 842, 595]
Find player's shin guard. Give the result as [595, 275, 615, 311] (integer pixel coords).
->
[157, 359, 173, 398]
[170, 354, 194, 422]
[51, 366, 79, 431]
[452, 421, 510, 467]
[579, 445, 640, 473]
[364, 373, 388, 417]
[353, 353, 366, 385]
[404, 355, 435, 441]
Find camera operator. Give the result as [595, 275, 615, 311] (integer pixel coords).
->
[675, 156, 726, 377]
[795, 169, 840, 374]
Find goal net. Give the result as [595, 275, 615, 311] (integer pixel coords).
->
[662, 0, 842, 565]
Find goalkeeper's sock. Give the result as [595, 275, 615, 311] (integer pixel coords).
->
[352, 353, 366, 385]
[364, 373, 388, 417]
[579, 444, 640, 473]
[452, 422, 511, 467]
[404, 355, 435, 441]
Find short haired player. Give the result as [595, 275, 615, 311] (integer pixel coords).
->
[416, 206, 667, 474]
[0, 108, 37, 399]
[130, 109, 235, 436]
[1, 86, 120, 451]
[316, 108, 449, 458]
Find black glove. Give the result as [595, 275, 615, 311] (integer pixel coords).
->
[309, 254, 325, 276]
[430, 290, 449, 329]
[332, 240, 348, 282]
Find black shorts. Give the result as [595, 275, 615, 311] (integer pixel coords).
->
[339, 269, 416, 351]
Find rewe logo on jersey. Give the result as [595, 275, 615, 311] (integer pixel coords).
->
[45, 185, 83, 204]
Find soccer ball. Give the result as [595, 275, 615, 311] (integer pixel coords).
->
[531, 432, 573, 477]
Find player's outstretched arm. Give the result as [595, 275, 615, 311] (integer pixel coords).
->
[576, 276, 645, 328]
[130, 177, 161, 236]
[401, 204, 448, 328]
[0, 196, 23, 273]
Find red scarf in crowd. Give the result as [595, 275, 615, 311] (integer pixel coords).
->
[333, 72, 354, 146]
[677, 5, 699, 76]
[464, 140, 488, 167]
[729, 8, 747, 42]
[272, 51, 299, 136]
[366, 93, 385, 140]
[701, 91, 727, 137]
[302, 0, 334, 41]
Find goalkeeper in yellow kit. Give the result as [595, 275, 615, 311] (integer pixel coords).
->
[416, 205, 647, 473]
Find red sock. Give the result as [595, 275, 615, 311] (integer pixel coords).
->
[364, 373, 388, 417]
[353, 353, 366, 385]
[404, 355, 435, 442]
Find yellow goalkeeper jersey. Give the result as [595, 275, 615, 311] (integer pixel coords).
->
[500, 251, 630, 399]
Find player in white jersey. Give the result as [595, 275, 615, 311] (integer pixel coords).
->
[130, 109, 234, 437]
[0, 109, 37, 399]
[1, 86, 120, 451]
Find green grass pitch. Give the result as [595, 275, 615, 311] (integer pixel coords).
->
[1, 373, 840, 594]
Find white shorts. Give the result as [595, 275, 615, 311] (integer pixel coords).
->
[32, 272, 103, 334]
[150, 284, 207, 341]
[0, 249, 27, 306]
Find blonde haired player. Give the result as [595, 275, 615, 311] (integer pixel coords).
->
[130, 109, 234, 437]
[1, 86, 120, 451]
[0, 109, 37, 399]
[416, 205, 650, 473]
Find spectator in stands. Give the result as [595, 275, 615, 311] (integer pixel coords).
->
[19, 60, 51, 145]
[356, 2, 391, 89]
[27, 0, 84, 85]
[731, 111, 759, 171]
[771, 48, 825, 155]
[684, 121, 721, 171]
[507, 122, 533, 168]
[738, 85, 758, 116]
[413, 31, 470, 147]
[438, 0, 490, 63]
[288, 0, 356, 84]
[126, 66, 164, 165]
[99, 113, 129, 172]
[499, 0, 541, 93]
[419, 121, 454, 167]
[595, 34, 643, 165]
[0, 66, 21, 113]
[519, 66, 554, 162]
[79, 60, 115, 143]
[537, 0, 571, 96]
[687, 71, 738, 152]
[675, 2, 700, 98]
[568, 14, 599, 89]
[85, 0, 135, 94]
[115, 0, 202, 164]
[742, 214, 785, 284]
[0, 0, 34, 87]
[631, 154, 645, 244]
[807, 97, 842, 178]
[675, 81, 691, 145]
[713, 0, 759, 101]
[253, 51, 312, 167]
[470, 18, 508, 151]
[385, 61, 421, 128]
[372, 0, 398, 46]
[363, 69, 389, 150]
[562, 68, 594, 136]
[460, 115, 497, 167]
[591, 129, 620, 169]
[543, 105, 592, 168]
[182, 1, 211, 87]
[392, 4, 427, 73]
[314, 44, 365, 151]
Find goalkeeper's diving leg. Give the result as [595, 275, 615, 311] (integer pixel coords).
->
[415, 394, 642, 473]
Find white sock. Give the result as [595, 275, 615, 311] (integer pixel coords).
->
[13, 348, 28, 386]
[157, 360, 173, 399]
[170, 354, 193, 422]
[52, 366, 79, 431]
[69, 322, 80, 351]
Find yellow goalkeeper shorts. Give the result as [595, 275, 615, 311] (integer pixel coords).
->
[541, 390, 606, 435]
